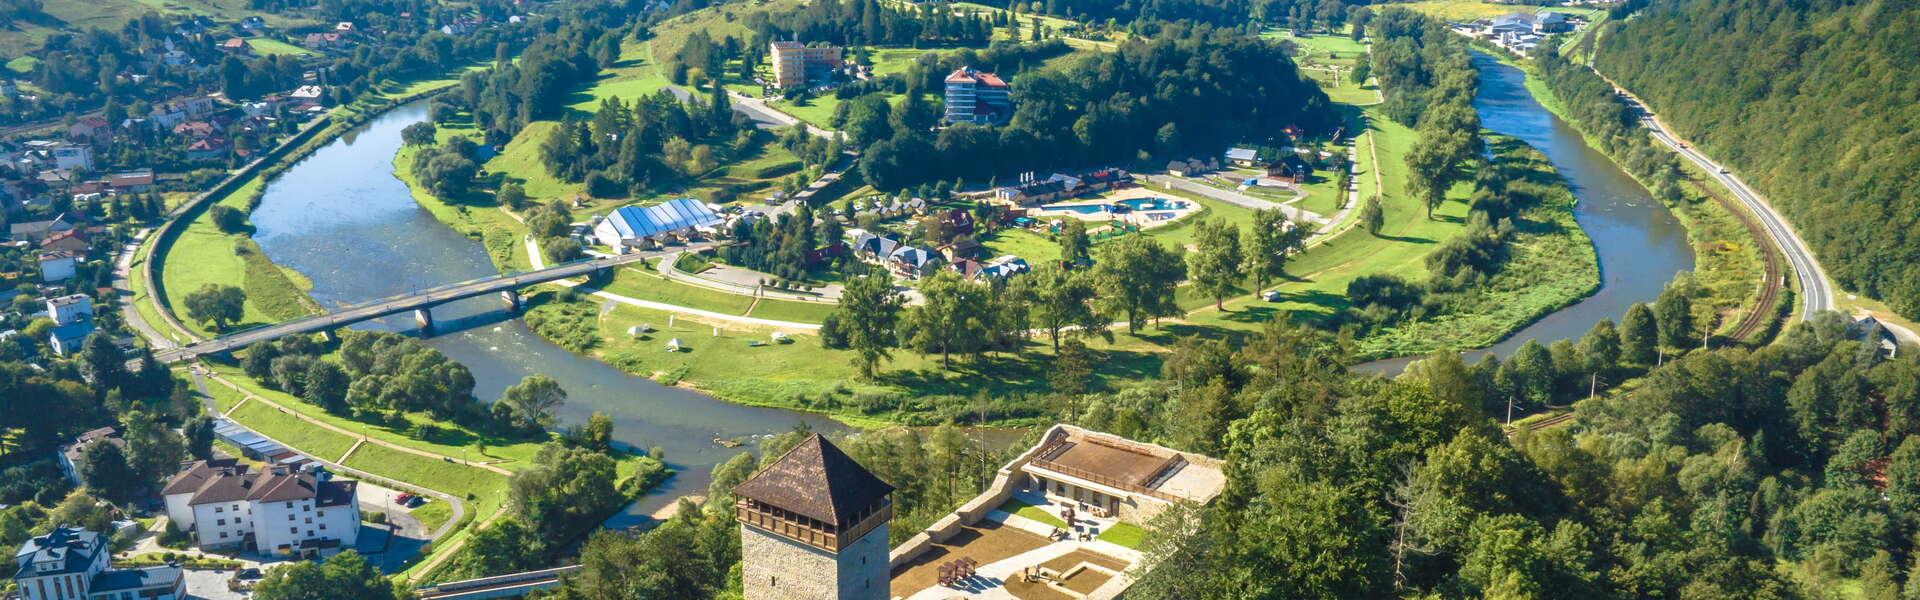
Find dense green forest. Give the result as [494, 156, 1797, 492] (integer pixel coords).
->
[1594, 0, 1920, 319]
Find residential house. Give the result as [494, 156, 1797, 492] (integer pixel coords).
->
[289, 85, 327, 108]
[173, 120, 219, 139]
[1486, 13, 1536, 36]
[1225, 147, 1260, 167]
[943, 67, 1012, 124]
[978, 255, 1030, 280]
[887, 246, 941, 279]
[937, 236, 982, 263]
[1266, 154, 1313, 183]
[148, 104, 188, 128]
[220, 37, 253, 55]
[41, 229, 90, 253]
[162, 459, 361, 557]
[186, 137, 230, 161]
[10, 526, 185, 600]
[51, 145, 93, 171]
[591, 198, 724, 252]
[54, 427, 122, 484]
[241, 16, 266, 29]
[303, 32, 345, 49]
[108, 169, 155, 194]
[46, 294, 95, 356]
[1536, 12, 1571, 33]
[66, 117, 112, 144]
[1168, 158, 1215, 177]
[9, 213, 78, 242]
[941, 208, 976, 236]
[849, 230, 900, 261]
[38, 250, 80, 283]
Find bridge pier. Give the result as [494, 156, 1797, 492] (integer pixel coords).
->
[501, 289, 522, 313]
[415, 308, 434, 333]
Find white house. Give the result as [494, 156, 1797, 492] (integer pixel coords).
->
[11, 526, 184, 600]
[162, 459, 361, 558]
[38, 250, 79, 283]
[51, 145, 93, 171]
[591, 198, 723, 252]
[46, 295, 95, 356]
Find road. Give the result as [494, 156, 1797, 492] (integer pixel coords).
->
[1608, 86, 1836, 319]
[665, 85, 836, 139]
[153, 242, 721, 362]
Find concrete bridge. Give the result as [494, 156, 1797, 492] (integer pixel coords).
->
[414, 565, 581, 600]
[154, 242, 719, 363]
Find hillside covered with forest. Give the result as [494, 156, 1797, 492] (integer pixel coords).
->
[1594, 0, 1920, 319]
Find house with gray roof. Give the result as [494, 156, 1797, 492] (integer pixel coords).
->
[11, 526, 184, 600]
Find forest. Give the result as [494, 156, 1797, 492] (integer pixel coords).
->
[1594, 0, 1920, 319]
[855, 23, 1335, 190]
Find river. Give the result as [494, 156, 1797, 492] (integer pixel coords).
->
[1355, 52, 1695, 374]
[245, 101, 848, 528]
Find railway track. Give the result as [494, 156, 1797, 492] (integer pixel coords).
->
[1691, 178, 1785, 342]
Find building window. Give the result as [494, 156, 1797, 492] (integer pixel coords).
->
[288, 514, 295, 521]
[770, 576, 777, 587]
[320, 523, 326, 530]
[219, 532, 227, 539]
[214, 506, 223, 513]
[289, 527, 297, 534]
[216, 519, 225, 526]
[286, 502, 293, 508]
[304, 505, 311, 512]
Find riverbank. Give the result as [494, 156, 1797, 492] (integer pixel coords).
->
[1494, 48, 1774, 342]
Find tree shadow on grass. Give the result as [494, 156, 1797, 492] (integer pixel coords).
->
[874, 345, 1163, 397]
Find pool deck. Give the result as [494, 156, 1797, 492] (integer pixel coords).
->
[891, 492, 1140, 600]
[1023, 187, 1200, 230]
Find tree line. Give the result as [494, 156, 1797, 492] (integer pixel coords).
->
[1594, 0, 1920, 321]
[856, 24, 1334, 191]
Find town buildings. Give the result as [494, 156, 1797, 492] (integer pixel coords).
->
[770, 41, 845, 89]
[1020, 424, 1226, 524]
[38, 250, 81, 283]
[11, 526, 185, 600]
[46, 295, 95, 357]
[942, 67, 1011, 125]
[735, 434, 894, 600]
[991, 169, 1131, 206]
[54, 427, 123, 485]
[161, 459, 361, 558]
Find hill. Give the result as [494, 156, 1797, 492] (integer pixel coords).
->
[1593, 0, 1920, 319]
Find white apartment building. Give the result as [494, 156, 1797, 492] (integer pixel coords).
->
[161, 459, 361, 558]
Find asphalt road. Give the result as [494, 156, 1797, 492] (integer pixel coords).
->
[1623, 98, 1835, 320]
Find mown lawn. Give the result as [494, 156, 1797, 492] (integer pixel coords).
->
[158, 176, 321, 338]
[599, 266, 757, 315]
[979, 228, 1061, 265]
[745, 297, 838, 324]
[245, 37, 313, 57]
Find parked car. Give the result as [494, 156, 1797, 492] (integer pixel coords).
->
[1262, 290, 1282, 302]
[394, 493, 415, 506]
[407, 495, 427, 508]
[236, 568, 263, 580]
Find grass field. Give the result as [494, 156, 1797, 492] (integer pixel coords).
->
[158, 176, 323, 338]
[979, 228, 1061, 265]
[601, 266, 758, 315]
[394, 125, 534, 273]
[1000, 498, 1068, 528]
[245, 37, 313, 57]
[745, 297, 839, 323]
[2, 0, 315, 55]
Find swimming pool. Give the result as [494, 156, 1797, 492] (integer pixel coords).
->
[1039, 198, 1187, 215]
[1042, 203, 1112, 215]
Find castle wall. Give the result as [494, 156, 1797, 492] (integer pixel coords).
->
[741, 522, 889, 600]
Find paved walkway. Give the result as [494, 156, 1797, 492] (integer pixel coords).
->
[112, 229, 183, 349]
[1143, 174, 1329, 225]
[527, 235, 825, 331]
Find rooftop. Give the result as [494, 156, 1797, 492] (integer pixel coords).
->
[12, 526, 103, 580]
[1025, 425, 1225, 505]
[163, 459, 355, 507]
[733, 434, 893, 526]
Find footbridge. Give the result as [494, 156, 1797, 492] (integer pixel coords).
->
[414, 566, 581, 600]
[154, 242, 718, 363]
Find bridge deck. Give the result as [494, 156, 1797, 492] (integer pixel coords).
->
[156, 242, 718, 362]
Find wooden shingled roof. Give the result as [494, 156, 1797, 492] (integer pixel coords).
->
[733, 434, 893, 526]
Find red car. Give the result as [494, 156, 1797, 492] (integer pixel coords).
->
[394, 493, 416, 506]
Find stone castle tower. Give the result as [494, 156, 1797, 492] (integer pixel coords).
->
[734, 434, 894, 600]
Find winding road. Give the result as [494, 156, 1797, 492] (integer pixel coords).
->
[1603, 81, 1836, 320]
